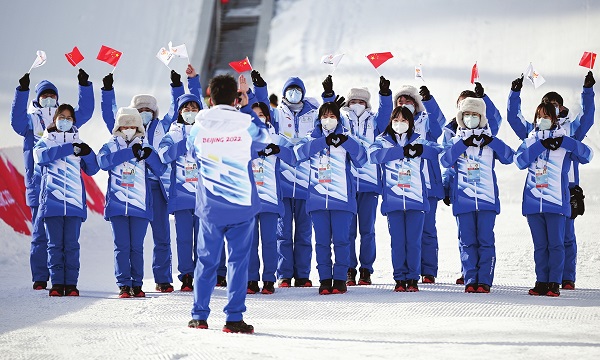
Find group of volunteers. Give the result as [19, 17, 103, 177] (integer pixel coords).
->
[10, 61, 594, 333]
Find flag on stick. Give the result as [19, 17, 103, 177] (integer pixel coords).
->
[524, 63, 546, 89]
[96, 45, 122, 67]
[366, 52, 393, 69]
[470, 62, 479, 84]
[229, 57, 252, 73]
[156, 47, 174, 68]
[168, 41, 189, 58]
[321, 54, 344, 68]
[579, 51, 597, 69]
[65, 47, 84, 67]
[28, 50, 47, 72]
[415, 64, 424, 82]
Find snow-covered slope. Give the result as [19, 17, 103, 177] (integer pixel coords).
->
[1, 1, 600, 359]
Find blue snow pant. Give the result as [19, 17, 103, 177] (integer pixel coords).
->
[421, 197, 439, 277]
[191, 217, 254, 322]
[526, 213, 566, 284]
[277, 198, 312, 279]
[311, 210, 353, 281]
[174, 209, 199, 281]
[388, 210, 424, 281]
[348, 192, 378, 273]
[30, 206, 49, 282]
[148, 180, 172, 283]
[217, 244, 227, 278]
[456, 211, 497, 287]
[563, 217, 577, 282]
[249, 212, 279, 282]
[44, 216, 82, 286]
[110, 216, 149, 287]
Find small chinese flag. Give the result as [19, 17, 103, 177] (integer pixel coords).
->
[96, 45, 123, 66]
[366, 52, 393, 69]
[470, 62, 479, 84]
[65, 46, 84, 67]
[579, 51, 597, 69]
[229, 56, 252, 73]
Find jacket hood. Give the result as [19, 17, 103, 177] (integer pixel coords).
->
[34, 80, 59, 105]
[175, 93, 201, 114]
[282, 77, 306, 101]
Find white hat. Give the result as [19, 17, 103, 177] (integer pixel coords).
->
[456, 97, 488, 129]
[393, 85, 425, 114]
[113, 107, 145, 137]
[129, 94, 159, 118]
[345, 87, 371, 110]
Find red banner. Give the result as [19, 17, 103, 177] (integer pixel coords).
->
[0, 154, 31, 235]
[83, 172, 105, 215]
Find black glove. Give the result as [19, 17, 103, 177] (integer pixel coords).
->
[569, 185, 585, 219]
[541, 136, 563, 151]
[251, 70, 266, 87]
[584, 71, 595, 88]
[171, 70, 182, 87]
[258, 143, 280, 157]
[138, 147, 152, 160]
[403, 143, 423, 158]
[19, 73, 30, 91]
[73, 143, 92, 157]
[334, 95, 346, 109]
[78, 69, 89, 86]
[332, 133, 348, 148]
[443, 196, 451, 206]
[379, 76, 391, 96]
[479, 134, 493, 147]
[419, 86, 431, 101]
[474, 82, 485, 98]
[322, 75, 333, 96]
[325, 133, 336, 146]
[511, 75, 524, 92]
[463, 134, 478, 147]
[131, 143, 142, 159]
[102, 73, 114, 91]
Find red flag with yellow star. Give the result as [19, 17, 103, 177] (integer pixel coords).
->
[229, 57, 253, 73]
[96, 45, 122, 66]
[366, 52, 393, 69]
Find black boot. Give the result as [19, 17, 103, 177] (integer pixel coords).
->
[358, 268, 372, 285]
[49, 284, 64, 297]
[223, 320, 254, 334]
[247, 281, 260, 294]
[332, 280, 347, 294]
[528, 282, 549, 296]
[181, 274, 193, 291]
[319, 279, 333, 295]
[346, 268, 357, 286]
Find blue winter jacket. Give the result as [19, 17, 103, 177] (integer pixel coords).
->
[440, 129, 514, 216]
[188, 104, 271, 226]
[10, 80, 94, 206]
[254, 78, 319, 200]
[515, 127, 593, 217]
[97, 135, 166, 220]
[369, 132, 442, 215]
[507, 87, 595, 186]
[33, 127, 99, 220]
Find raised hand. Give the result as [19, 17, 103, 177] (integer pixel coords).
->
[171, 70, 182, 87]
[102, 73, 114, 91]
[511, 75, 524, 92]
[19, 73, 30, 91]
[251, 70, 266, 87]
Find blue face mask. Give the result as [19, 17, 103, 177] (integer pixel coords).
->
[40, 97, 57, 108]
[56, 119, 73, 132]
[140, 111, 153, 125]
[285, 88, 302, 104]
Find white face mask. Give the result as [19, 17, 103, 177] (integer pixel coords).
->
[121, 128, 137, 141]
[392, 122, 409, 134]
[182, 111, 198, 124]
[403, 104, 415, 114]
[40, 97, 57, 108]
[349, 103, 366, 116]
[56, 119, 73, 132]
[321, 117, 338, 131]
[258, 116, 267, 123]
[555, 107, 560, 116]
[463, 114, 481, 129]
[140, 111, 153, 125]
[538, 117, 552, 131]
[285, 88, 303, 104]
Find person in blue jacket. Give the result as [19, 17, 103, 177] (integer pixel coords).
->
[158, 93, 204, 292]
[187, 74, 270, 334]
[440, 97, 514, 293]
[97, 107, 166, 298]
[369, 106, 442, 292]
[247, 102, 295, 295]
[321, 75, 393, 287]
[100, 69, 191, 293]
[441, 83, 503, 285]
[394, 85, 446, 284]
[515, 102, 593, 297]
[251, 72, 319, 288]
[294, 101, 367, 295]
[33, 104, 99, 297]
[508, 72, 595, 290]
[10, 70, 94, 291]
